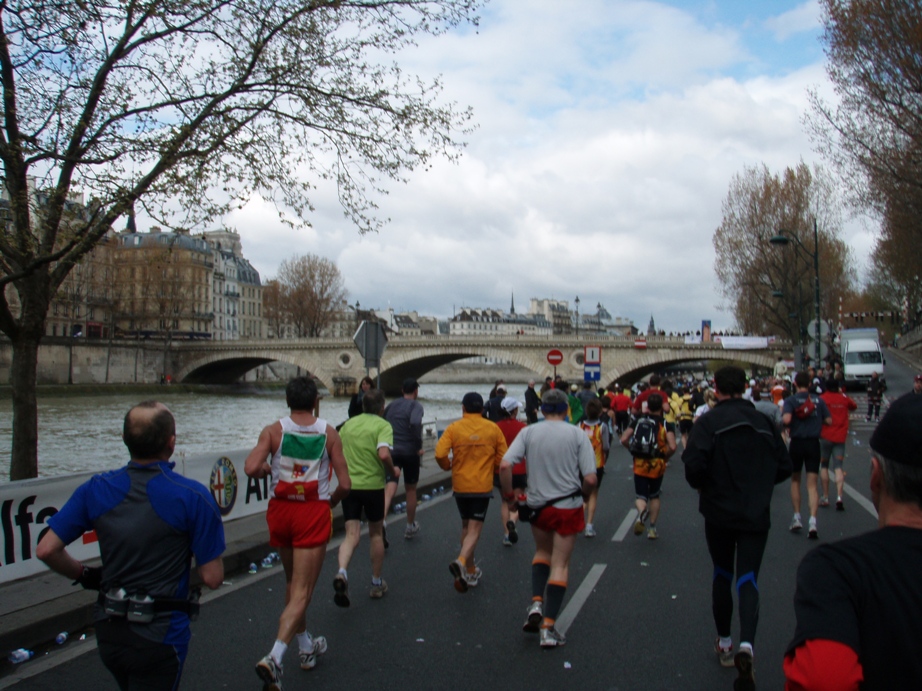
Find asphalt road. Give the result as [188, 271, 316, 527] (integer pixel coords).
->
[9, 354, 917, 691]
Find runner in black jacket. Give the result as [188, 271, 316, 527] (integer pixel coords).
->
[682, 366, 792, 691]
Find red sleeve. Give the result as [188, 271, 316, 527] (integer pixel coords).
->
[846, 396, 858, 411]
[784, 639, 863, 691]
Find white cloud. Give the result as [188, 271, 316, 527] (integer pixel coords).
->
[764, 1, 823, 41]
[225, 0, 861, 334]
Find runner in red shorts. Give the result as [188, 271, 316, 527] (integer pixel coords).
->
[500, 388, 597, 648]
[244, 377, 351, 690]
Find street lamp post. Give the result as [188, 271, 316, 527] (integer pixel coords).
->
[771, 217, 821, 367]
[574, 296, 580, 337]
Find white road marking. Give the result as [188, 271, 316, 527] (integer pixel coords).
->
[555, 563, 607, 636]
[612, 509, 637, 542]
[843, 482, 878, 519]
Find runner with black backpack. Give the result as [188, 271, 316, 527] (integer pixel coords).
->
[621, 393, 677, 540]
[782, 371, 832, 539]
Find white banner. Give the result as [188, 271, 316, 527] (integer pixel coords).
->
[717, 336, 770, 350]
[684, 335, 702, 344]
[0, 449, 269, 584]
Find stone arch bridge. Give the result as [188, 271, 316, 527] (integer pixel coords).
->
[171, 335, 789, 394]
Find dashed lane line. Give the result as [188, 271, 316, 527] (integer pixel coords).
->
[612, 509, 637, 542]
[843, 482, 878, 519]
[555, 563, 607, 637]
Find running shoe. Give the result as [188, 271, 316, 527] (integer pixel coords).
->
[523, 601, 543, 633]
[506, 520, 518, 544]
[584, 523, 597, 538]
[369, 579, 388, 599]
[404, 521, 420, 539]
[502, 535, 513, 546]
[808, 519, 818, 540]
[789, 515, 803, 533]
[299, 636, 328, 671]
[647, 526, 658, 540]
[449, 559, 468, 593]
[539, 626, 567, 648]
[819, 496, 829, 508]
[464, 567, 483, 588]
[733, 645, 755, 691]
[715, 639, 734, 668]
[836, 498, 845, 511]
[333, 573, 350, 608]
[256, 655, 282, 690]
[633, 509, 647, 536]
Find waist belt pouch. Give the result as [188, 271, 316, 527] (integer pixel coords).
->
[127, 595, 156, 623]
[103, 589, 129, 618]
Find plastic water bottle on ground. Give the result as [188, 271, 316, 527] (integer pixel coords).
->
[248, 563, 258, 574]
[8, 649, 34, 664]
[55, 632, 69, 645]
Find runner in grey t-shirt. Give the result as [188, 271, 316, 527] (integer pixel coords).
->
[500, 388, 597, 650]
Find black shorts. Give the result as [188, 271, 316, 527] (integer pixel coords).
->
[341, 488, 385, 523]
[97, 619, 185, 691]
[789, 437, 821, 475]
[387, 453, 421, 485]
[595, 466, 605, 488]
[634, 474, 663, 500]
[454, 495, 490, 522]
[679, 419, 694, 435]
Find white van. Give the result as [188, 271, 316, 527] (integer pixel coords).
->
[840, 328, 884, 388]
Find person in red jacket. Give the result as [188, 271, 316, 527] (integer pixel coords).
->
[818, 378, 858, 510]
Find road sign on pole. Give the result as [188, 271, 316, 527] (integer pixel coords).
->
[584, 345, 601, 365]
[547, 349, 564, 366]
[584, 365, 601, 381]
[353, 321, 388, 375]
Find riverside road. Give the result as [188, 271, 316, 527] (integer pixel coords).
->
[7, 354, 919, 690]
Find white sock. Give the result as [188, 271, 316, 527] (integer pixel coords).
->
[794, 512, 802, 520]
[739, 642, 753, 657]
[371, 576, 382, 586]
[270, 640, 287, 665]
[296, 632, 312, 653]
[337, 568, 348, 580]
[719, 636, 732, 650]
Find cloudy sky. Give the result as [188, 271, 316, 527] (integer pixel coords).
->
[224, 0, 876, 334]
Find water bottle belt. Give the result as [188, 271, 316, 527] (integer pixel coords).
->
[97, 593, 201, 615]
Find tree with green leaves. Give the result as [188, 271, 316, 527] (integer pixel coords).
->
[713, 162, 856, 346]
[0, 0, 482, 480]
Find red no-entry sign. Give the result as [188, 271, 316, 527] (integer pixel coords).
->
[547, 349, 564, 366]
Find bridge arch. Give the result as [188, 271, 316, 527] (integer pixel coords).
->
[175, 350, 336, 390]
[602, 348, 780, 387]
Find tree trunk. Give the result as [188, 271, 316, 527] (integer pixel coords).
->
[9, 333, 40, 480]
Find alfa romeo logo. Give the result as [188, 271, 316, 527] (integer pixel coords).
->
[209, 456, 238, 516]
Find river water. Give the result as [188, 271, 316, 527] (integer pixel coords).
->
[0, 381, 533, 481]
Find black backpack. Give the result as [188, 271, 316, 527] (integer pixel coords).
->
[629, 416, 660, 458]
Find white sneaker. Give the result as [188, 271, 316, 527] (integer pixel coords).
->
[404, 521, 420, 539]
[299, 636, 327, 670]
[523, 601, 543, 632]
[256, 655, 282, 690]
[808, 518, 818, 540]
[584, 523, 596, 538]
[539, 626, 566, 648]
[789, 514, 803, 532]
[464, 567, 483, 588]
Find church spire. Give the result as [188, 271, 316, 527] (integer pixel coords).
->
[510, 291, 515, 315]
